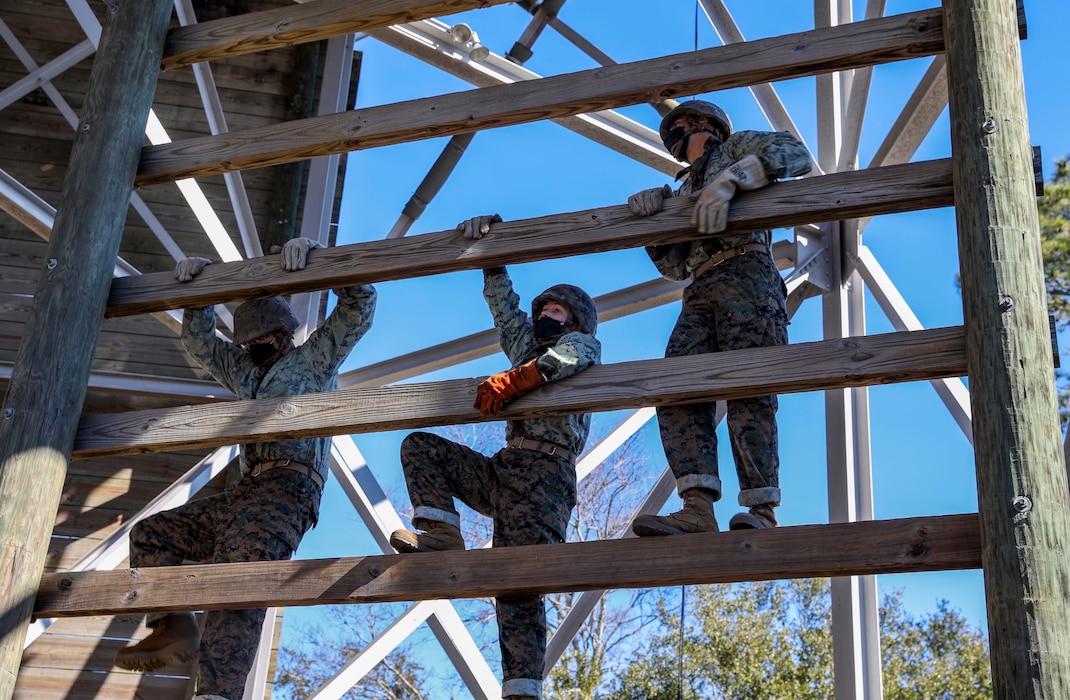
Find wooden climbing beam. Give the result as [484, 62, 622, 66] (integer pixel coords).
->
[161, 0, 515, 70]
[35, 513, 982, 617]
[944, 0, 1070, 695]
[137, 9, 947, 186]
[71, 325, 967, 459]
[111, 158, 956, 316]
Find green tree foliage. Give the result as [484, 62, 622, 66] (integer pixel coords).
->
[880, 592, 992, 700]
[1037, 157, 1070, 422]
[1039, 157, 1070, 325]
[275, 603, 431, 699]
[604, 580, 990, 700]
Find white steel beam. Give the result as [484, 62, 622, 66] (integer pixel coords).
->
[813, 2, 882, 691]
[836, 0, 887, 174]
[696, 0, 821, 174]
[365, 20, 680, 178]
[867, 55, 948, 169]
[175, 0, 262, 261]
[0, 35, 94, 111]
[855, 245, 972, 441]
[327, 436, 501, 698]
[293, 34, 357, 338]
[309, 602, 438, 700]
[243, 608, 278, 700]
[66, 0, 244, 263]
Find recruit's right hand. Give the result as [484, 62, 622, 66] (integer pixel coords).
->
[458, 213, 502, 240]
[174, 256, 212, 282]
[628, 184, 673, 217]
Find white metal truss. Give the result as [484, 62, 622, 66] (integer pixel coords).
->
[174, 0, 262, 260]
[365, 19, 681, 178]
[695, 0, 820, 172]
[292, 33, 357, 339]
[3, 1, 980, 697]
[855, 245, 973, 441]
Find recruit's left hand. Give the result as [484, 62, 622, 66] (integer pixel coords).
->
[270, 238, 322, 271]
[174, 256, 212, 282]
[458, 213, 502, 240]
[474, 359, 544, 416]
[691, 154, 769, 234]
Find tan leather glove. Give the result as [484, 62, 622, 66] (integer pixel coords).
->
[174, 257, 212, 282]
[458, 213, 502, 240]
[474, 359, 544, 417]
[275, 237, 322, 271]
[628, 184, 673, 217]
[691, 155, 769, 234]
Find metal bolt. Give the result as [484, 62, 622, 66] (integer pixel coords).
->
[982, 117, 998, 134]
[3, 408, 13, 420]
[999, 296, 1015, 312]
[47, 258, 58, 270]
[80, 122, 91, 132]
[1012, 495, 1032, 513]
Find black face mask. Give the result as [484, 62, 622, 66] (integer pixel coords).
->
[247, 342, 280, 366]
[664, 126, 689, 160]
[533, 316, 568, 340]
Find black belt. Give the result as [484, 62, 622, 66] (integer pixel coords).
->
[692, 243, 769, 280]
[506, 437, 575, 463]
[249, 459, 324, 490]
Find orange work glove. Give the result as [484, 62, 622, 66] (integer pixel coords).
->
[474, 359, 544, 417]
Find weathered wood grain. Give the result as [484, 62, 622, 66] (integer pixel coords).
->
[34, 513, 980, 617]
[110, 158, 955, 316]
[0, 1, 174, 691]
[161, 0, 515, 69]
[945, 0, 1070, 695]
[138, 9, 945, 185]
[72, 326, 967, 459]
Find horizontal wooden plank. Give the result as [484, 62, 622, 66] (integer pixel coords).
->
[111, 158, 955, 316]
[24, 614, 147, 642]
[71, 326, 967, 459]
[161, 0, 514, 69]
[21, 632, 191, 673]
[137, 9, 946, 185]
[34, 513, 981, 617]
[13, 666, 191, 698]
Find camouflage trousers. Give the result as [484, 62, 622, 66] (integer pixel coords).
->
[658, 252, 788, 507]
[130, 468, 321, 700]
[400, 431, 576, 695]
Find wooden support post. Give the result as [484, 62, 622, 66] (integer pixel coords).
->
[944, 0, 1070, 696]
[0, 0, 172, 692]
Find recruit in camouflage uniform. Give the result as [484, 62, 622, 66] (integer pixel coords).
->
[391, 259, 600, 700]
[629, 100, 812, 535]
[114, 239, 376, 700]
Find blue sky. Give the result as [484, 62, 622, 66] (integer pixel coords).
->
[284, 0, 1070, 686]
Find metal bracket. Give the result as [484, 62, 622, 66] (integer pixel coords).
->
[784, 224, 833, 292]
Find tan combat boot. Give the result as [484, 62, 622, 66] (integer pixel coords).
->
[632, 488, 718, 536]
[390, 521, 465, 553]
[729, 503, 778, 530]
[114, 612, 200, 672]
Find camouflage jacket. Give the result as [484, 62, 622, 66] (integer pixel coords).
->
[483, 268, 602, 454]
[646, 130, 812, 281]
[182, 285, 377, 482]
